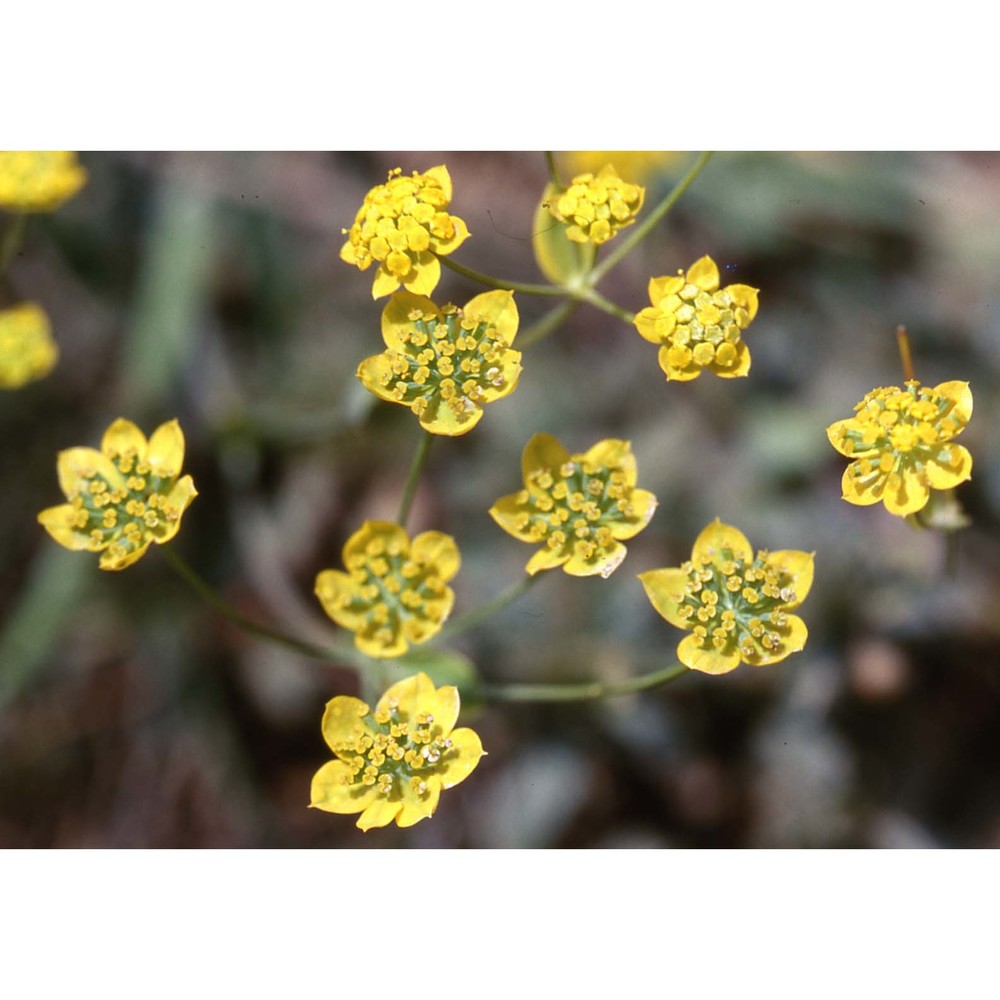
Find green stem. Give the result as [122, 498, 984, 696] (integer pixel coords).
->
[397, 430, 434, 527]
[160, 545, 368, 668]
[590, 151, 715, 284]
[440, 255, 565, 298]
[517, 299, 579, 348]
[475, 662, 689, 703]
[0, 214, 28, 275]
[436, 573, 540, 642]
[580, 288, 634, 324]
[545, 152, 563, 189]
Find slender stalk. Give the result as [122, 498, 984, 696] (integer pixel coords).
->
[518, 299, 579, 348]
[590, 151, 715, 284]
[160, 545, 367, 668]
[544, 152, 563, 189]
[897, 324, 915, 382]
[0, 214, 28, 275]
[436, 573, 540, 641]
[475, 662, 689, 703]
[439, 255, 565, 297]
[397, 430, 434, 527]
[580, 288, 634, 324]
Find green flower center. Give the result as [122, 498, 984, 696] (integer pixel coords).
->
[70, 450, 180, 562]
[341, 537, 450, 649]
[377, 307, 514, 421]
[339, 704, 457, 800]
[513, 459, 638, 577]
[677, 548, 799, 663]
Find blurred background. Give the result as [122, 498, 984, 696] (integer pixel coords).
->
[1, 151, 998, 848]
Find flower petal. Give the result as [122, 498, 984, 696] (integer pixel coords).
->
[381, 291, 439, 352]
[464, 290, 518, 345]
[99, 539, 152, 571]
[403, 252, 441, 296]
[678, 633, 740, 674]
[687, 255, 720, 291]
[37, 504, 103, 551]
[310, 760, 378, 815]
[692, 519, 753, 567]
[410, 531, 461, 581]
[726, 283, 759, 323]
[146, 419, 185, 477]
[882, 467, 930, 516]
[634, 306, 666, 344]
[608, 489, 657, 540]
[713, 341, 751, 379]
[356, 353, 396, 401]
[156, 476, 197, 543]
[438, 727, 485, 788]
[372, 265, 402, 299]
[418, 398, 484, 437]
[521, 433, 571, 481]
[648, 274, 684, 305]
[357, 795, 403, 831]
[396, 774, 442, 828]
[57, 447, 120, 499]
[564, 540, 627, 577]
[935, 380, 973, 425]
[489, 492, 534, 541]
[101, 418, 148, 460]
[433, 216, 470, 256]
[342, 521, 408, 564]
[526, 548, 568, 575]
[582, 439, 634, 480]
[826, 419, 858, 457]
[320, 695, 372, 754]
[926, 445, 972, 489]
[424, 165, 453, 202]
[315, 568, 366, 630]
[639, 568, 693, 628]
[377, 671, 436, 722]
[766, 550, 815, 608]
[752, 614, 808, 666]
[841, 465, 883, 505]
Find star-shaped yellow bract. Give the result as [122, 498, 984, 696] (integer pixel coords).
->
[0, 151, 87, 213]
[490, 433, 657, 578]
[826, 379, 973, 517]
[310, 671, 485, 831]
[0, 303, 58, 389]
[37, 418, 198, 571]
[340, 166, 470, 299]
[315, 521, 459, 658]
[357, 289, 521, 436]
[640, 519, 813, 675]
[547, 164, 644, 245]
[634, 255, 759, 381]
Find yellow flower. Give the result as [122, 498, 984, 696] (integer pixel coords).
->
[634, 255, 759, 381]
[0, 151, 87, 213]
[0, 303, 58, 388]
[826, 379, 973, 517]
[561, 151, 681, 185]
[37, 418, 198, 571]
[340, 166, 470, 299]
[547, 164, 644, 245]
[490, 433, 657, 578]
[310, 671, 484, 831]
[357, 289, 521, 436]
[315, 521, 459, 658]
[640, 519, 814, 675]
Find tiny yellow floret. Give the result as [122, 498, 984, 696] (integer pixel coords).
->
[826, 379, 973, 517]
[634, 255, 759, 381]
[340, 166, 470, 299]
[310, 672, 484, 830]
[357, 289, 521, 436]
[0, 303, 58, 388]
[0, 151, 87, 213]
[490, 433, 657, 578]
[37, 418, 198, 570]
[315, 521, 460, 658]
[547, 164, 644, 246]
[640, 519, 814, 675]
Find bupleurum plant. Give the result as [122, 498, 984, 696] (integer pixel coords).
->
[20, 152, 975, 837]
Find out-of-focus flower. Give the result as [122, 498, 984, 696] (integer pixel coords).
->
[0, 151, 87, 213]
[640, 519, 813, 675]
[38, 418, 198, 571]
[340, 166, 470, 299]
[826, 380, 973, 516]
[547, 164, 644, 245]
[490, 433, 657, 577]
[0, 303, 58, 388]
[315, 521, 459, 658]
[561, 151, 681, 185]
[634, 255, 759, 381]
[357, 289, 520, 436]
[310, 672, 484, 831]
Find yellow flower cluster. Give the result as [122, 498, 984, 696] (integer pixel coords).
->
[640, 520, 814, 675]
[634, 255, 759, 381]
[562, 151, 680, 185]
[826, 379, 973, 516]
[37, 418, 198, 571]
[490, 433, 657, 578]
[315, 521, 459, 658]
[357, 289, 521, 436]
[0, 303, 58, 389]
[0, 151, 87, 213]
[311, 672, 484, 831]
[340, 166, 470, 299]
[548, 165, 644, 246]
